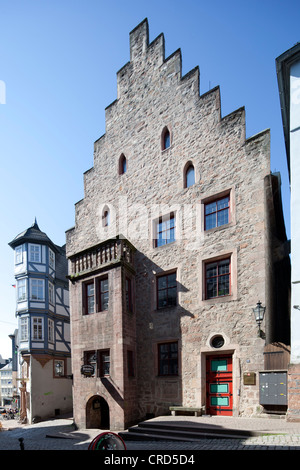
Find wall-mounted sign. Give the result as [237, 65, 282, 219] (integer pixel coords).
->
[243, 372, 256, 385]
[81, 364, 94, 377]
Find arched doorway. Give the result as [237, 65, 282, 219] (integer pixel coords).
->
[86, 396, 110, 429]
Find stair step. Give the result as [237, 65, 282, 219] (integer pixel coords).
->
[119, 422, 264, 442]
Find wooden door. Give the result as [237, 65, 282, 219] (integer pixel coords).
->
[206, 355, 233, 416]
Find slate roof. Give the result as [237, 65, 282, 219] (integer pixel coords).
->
[8, 218, 58, 252]
[8, 219, 68, 284]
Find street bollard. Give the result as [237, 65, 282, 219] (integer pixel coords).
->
[19, 438, 24, 450]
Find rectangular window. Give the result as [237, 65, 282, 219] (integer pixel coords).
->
[48, 318, 54, 343]
[84, 351, 97, 376]
[158, 342, 178, 376]
[29, 243, 41, 263]
[98, 277, 109, 311]
[205, 196, 230, 230]
[20, 317, 28, 341]
[49, 282, 55, 305]
[49, 248, 55, 269]
[127, 350, 134, 377]
[84, 282, 95, 314]
[32, 317, 44, 340]
[17, 279, 26, 302]
[154, 212, 175, 247]
[157, 272, 177, 309]
[99, 350, 110, 377]
[125, 277, 133, 312]
[30, 279, 45, 300]
[83, 276, 109, 315]
[205, 258, 230, 299]
[15, 246, 23, 264]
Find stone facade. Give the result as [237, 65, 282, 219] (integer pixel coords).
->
[66, 19, 290, 430]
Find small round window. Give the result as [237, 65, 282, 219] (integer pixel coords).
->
[211, 335, 225, 349]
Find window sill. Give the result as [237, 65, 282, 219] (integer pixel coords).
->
[202, 294, 235, 305]
[161, 145, 172, 153]
[204, 222, 232, 234]
[153, 240, 176, 250]
[156, 375, 179, 379]
[156, 305, 177, 312]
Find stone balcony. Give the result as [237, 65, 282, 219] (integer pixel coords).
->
[68, 236, 135, 281]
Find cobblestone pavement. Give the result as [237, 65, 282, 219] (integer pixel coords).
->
[0, 415, 300, 451]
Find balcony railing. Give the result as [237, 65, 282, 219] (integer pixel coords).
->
[68, 236, 135, 279]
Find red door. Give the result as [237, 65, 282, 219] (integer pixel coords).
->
[206, 355, 233, 416]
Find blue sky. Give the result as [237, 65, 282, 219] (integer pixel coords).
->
[0, 0, 298, 358]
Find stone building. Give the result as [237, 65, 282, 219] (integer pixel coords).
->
[66, 19, 290, 431]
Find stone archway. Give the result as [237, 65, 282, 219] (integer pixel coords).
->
[86, 395, 110, 429]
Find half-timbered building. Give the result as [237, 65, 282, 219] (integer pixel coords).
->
[9, 220, 72, 423]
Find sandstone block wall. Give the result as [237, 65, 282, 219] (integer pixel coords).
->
[67, 19, 289, 428]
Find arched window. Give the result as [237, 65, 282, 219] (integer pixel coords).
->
[102, 208, 110, 227]
[119, 154, 127, 175]
[161, 127, 171, 150]
[184, 163, 195, 188]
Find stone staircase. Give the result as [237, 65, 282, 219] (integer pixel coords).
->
[118, 419, 265, 442]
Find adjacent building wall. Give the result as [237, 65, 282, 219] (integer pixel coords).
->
[277, 44, 300, 421]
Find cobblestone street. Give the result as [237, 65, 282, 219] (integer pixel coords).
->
[1, 415, 300, 452]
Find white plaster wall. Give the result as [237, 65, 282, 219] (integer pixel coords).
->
[290, 60, 300, 362]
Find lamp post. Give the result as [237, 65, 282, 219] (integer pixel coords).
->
[253, 301, 265, 337]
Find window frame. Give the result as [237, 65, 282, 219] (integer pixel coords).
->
[158, 341, 178, 376]
[127, 350, 135, 377]
[119, 154, 127, 175]
[205, 257, 231, 300]
[83, 280, 95, 315]
[49, 248, 55, 270]
[49, 281, 55, 305]
[30, 278, 45, 301]
[98, 276, 109, 312]
[84, 350, 97, 376]
[17, 278, 27, 302]
[204, 195, 230, 231]
[83, 275, 109, 315]
[20, 317, 29, 342]
[29, 243, 41, 263]
[154, 212, 176, 248]
[15, 245, 23, 264]
[184, 163, 195, 188]
[48, 318, 54, 343]
[156, 271, 177, 310]
[32, 316, 44, 341]
[161, 127, 171, 150]
[125, 276, 133, 312]
[99, 349, 110, 377]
